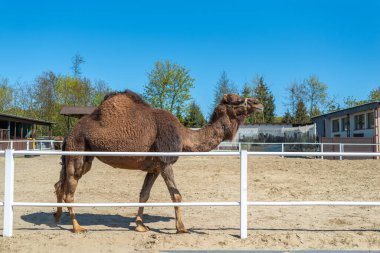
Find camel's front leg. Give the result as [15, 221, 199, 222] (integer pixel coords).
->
[64, 159, 87, 233]
[161, 165, 188, 233]
[135, 171, 159, 232]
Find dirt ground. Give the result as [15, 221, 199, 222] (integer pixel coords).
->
[0, 155, 380, 252]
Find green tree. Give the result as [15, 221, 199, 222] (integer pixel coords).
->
[212, 71, 237, 109]
[369, 86, 380, 101]
[286, 82, 307, 116]
[343, 96, 367, 108]
[294, 100, 310, 124]
[282, 111, 293, 124]
[143, 60, 194, 117]
[241, 83, 251, 98]
[91, 80, 112, 106]
[0, 78, 13, 112]
[248, 76, 275, 124]
[55, 76, 92, 106]
[305, 75, 328, 117]
[184, 101, 206, 128]
[33, 71, 58, 121]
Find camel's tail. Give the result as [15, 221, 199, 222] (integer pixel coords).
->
[54, 137, 67, 198]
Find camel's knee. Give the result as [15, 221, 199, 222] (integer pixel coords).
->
[139, 191, 150, 203]
[173, 193, 182, 202]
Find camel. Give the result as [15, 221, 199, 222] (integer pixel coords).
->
[54, 90, 263, 233]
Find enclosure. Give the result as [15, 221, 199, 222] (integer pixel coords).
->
[1, 154, 380, 252]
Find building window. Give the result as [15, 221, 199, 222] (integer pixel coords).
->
[341, 117, 349, 131]
[332, 119, 340, 132]
[354, 114, 365, 130]
[367, 112, 374, 129]
[353, 133, 364, 137]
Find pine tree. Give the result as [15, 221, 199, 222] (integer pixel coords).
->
[282, 111, 293, 124]
[241, 83, 251, 98]
[212, 71, 237, 110]
[184, 101, 207, 128]
[248, 76, 275, 124]
[294, 100, 310, 124]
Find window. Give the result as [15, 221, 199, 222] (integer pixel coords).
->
[367, 112, 374, 129]
[341, 117, 349, 131]
[353, 133, 364, 137]
[334, 134, 341, 137]
[354, 114, 365, 130]
[332, 119, 340, 132]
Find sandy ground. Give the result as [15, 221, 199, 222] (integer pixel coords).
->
[0, 155, 380, 252]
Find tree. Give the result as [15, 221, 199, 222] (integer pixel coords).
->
[248, 76, 275, 124]
[343, 96, 367, 108]
[143, 60, 194, 117]
[71, 53, 85, 77]
[369, 86, 380, 101]
[241, 83, 251, 98]
[305, 75, 328, 118]
[294, 100, 310, 124]
[282, 111, 293, 124]
[33, 71, 58, 121]
[0, 78, 13, 112]
[55, 76, 92, 106]
[212, 71, 237, 109]
[285, 82, 307, 116]
[183, 101, 207, 128]
[91, 80, 112, 106]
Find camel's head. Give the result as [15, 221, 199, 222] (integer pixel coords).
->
[222, 94, 264, 117]
[210, 94, 264, 141]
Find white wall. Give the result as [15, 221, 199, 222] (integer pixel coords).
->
[328, 109, 375, 138]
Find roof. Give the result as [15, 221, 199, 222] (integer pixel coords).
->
[0, 112, 54, 126]
[311, 101, 380, 120]
[60, 106, 96, 116]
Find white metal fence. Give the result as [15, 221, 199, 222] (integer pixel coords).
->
[216, 142, 379, 159]
[1, 149, 380, 238]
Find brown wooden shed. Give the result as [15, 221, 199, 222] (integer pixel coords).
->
[0, 112, 54, 142]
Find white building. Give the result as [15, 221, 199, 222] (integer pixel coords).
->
[311, 102, 379, 142]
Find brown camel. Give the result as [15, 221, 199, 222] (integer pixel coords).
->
[54, 90, 263, 233]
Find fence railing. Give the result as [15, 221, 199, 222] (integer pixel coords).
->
[1, 149, 380, 238]
[0, 140, 63, 151]
[216, 142, 379, 159]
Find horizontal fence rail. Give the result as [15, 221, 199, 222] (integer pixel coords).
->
[1, 149, 380, 238]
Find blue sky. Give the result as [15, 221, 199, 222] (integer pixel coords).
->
[0, 0, 379, 116]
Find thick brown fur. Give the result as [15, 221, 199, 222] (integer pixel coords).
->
[54, 90, 263, 233]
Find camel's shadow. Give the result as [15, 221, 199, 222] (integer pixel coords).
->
[21, 212, 173, 231]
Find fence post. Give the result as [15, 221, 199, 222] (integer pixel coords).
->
[10, 141, 13, 150]
[240, 149, 248, 239]
[340, 144, 343, 160]
[281, 143, 284, 158]
[3, 149, 15, 237]
[26, 140, 29, 151]
[321, 143, 324, 160]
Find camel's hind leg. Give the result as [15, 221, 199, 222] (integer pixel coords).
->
[161, 165, 188, 233]
[135, 171, 159, 232]
[64, 156, 93, 233]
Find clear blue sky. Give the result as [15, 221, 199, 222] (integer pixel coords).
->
[1, 0, 379, 116]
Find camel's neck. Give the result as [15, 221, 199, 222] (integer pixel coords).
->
[182, 115, 241, 152]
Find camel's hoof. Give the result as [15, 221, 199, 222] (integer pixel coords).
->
[53, 212, 61, 222]
[176, 228, 189, 234]
[72, 227, 87, 234]
[135, 224, 150, 232]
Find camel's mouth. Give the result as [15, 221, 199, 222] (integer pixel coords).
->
[254, 105, 264, 111]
